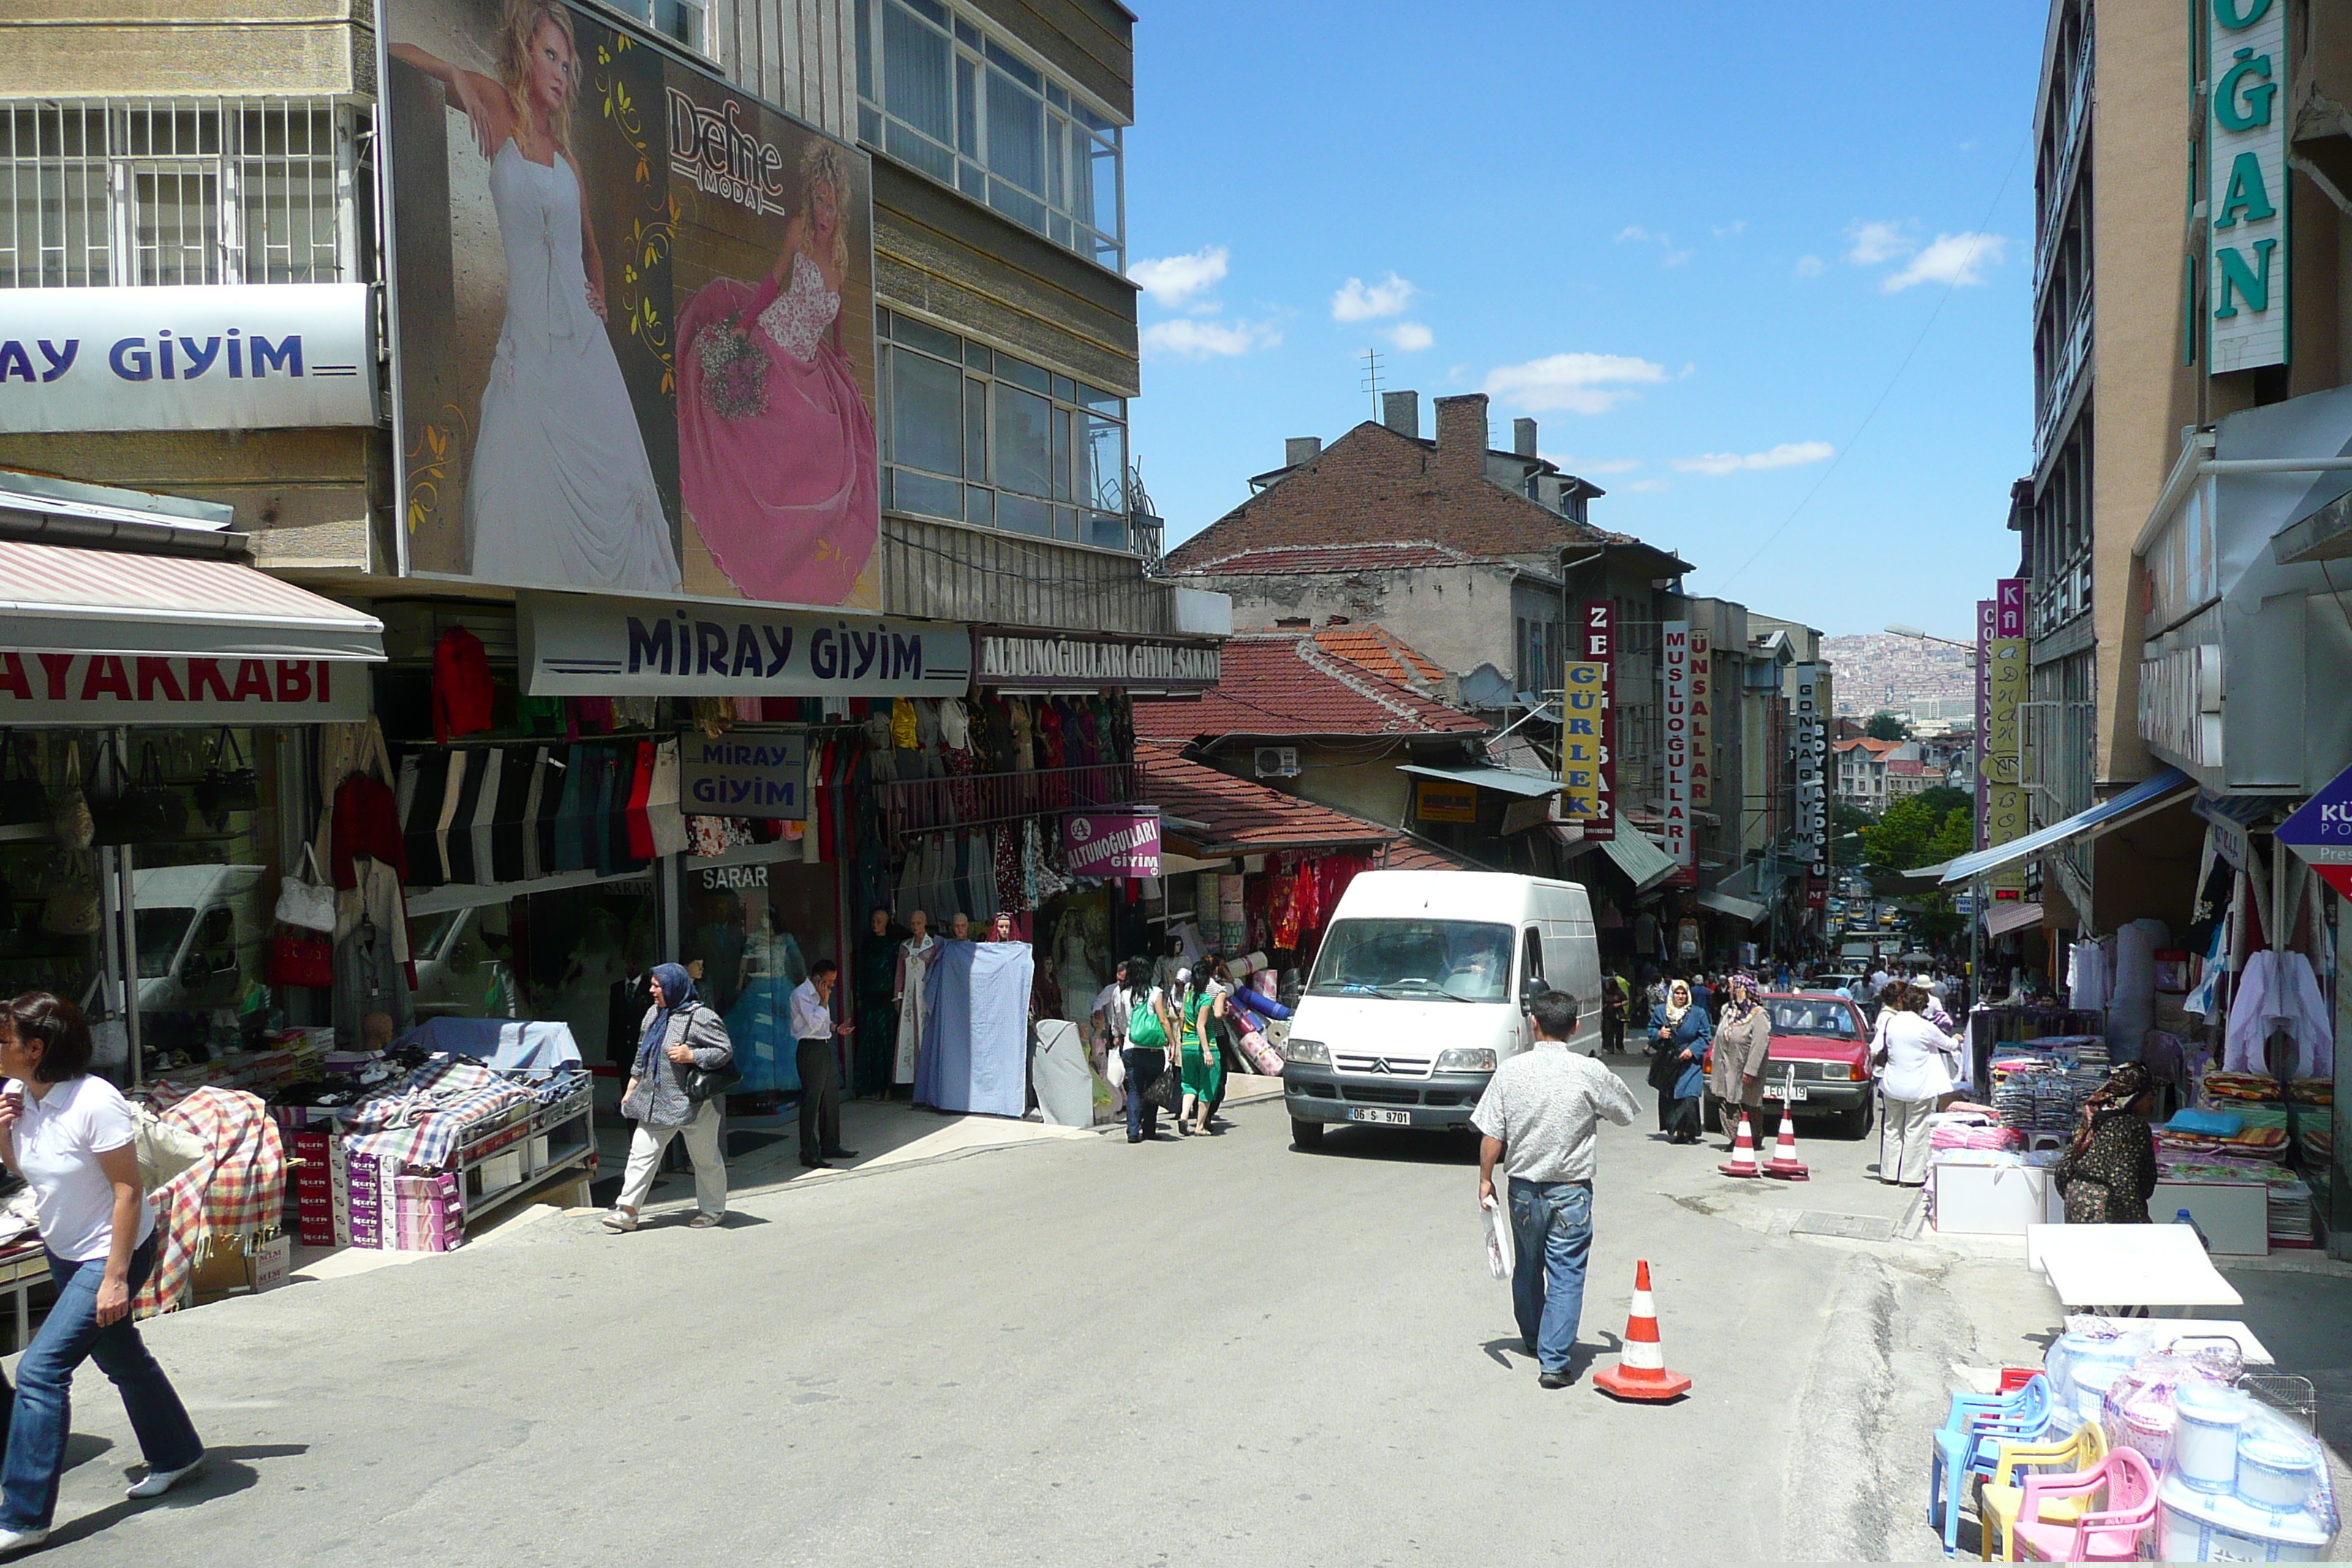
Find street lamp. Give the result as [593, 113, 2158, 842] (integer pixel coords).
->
[1885, 622, 1978, 655]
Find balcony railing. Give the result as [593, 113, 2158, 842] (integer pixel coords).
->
[2033, 35, 2094, 302]
[2034, 300, 2093, 467]
[878, 761, 1141, 842]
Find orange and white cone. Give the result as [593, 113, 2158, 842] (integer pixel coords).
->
[1717, 1113, 1760, 1178]
[1763, 1112, 1810, 1180]
[1593, 1259, 1693, 1402]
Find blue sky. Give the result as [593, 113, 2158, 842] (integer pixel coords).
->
[1123, 1, 2045, 641]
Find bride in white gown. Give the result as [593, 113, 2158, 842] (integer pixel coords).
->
[393, 1, 682, 595]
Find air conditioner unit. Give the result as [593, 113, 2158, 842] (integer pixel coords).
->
[1254, 746, 1300, 779]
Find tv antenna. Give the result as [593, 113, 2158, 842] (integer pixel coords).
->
[1360, 347, 1384, 417]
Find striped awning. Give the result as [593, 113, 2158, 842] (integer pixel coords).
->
[0, 539, 382, 660]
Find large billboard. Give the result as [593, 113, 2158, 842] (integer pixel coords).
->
[382, 0, 879, 608]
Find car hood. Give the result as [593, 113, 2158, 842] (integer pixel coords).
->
[1290, 992, 1516, 1058]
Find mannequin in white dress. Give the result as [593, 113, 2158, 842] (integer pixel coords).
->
[392, 4, 682, 595]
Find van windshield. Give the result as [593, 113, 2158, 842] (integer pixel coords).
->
[1308, 919, 1514, 1003]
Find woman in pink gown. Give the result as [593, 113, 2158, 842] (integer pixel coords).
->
[676, 141, 879, 606]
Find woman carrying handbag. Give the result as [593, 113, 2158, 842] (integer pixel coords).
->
[605, 963, 734, 1232]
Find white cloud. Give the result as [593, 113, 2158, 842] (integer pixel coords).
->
[1713, 220, 1746, 238]
[1845, 219, 1914, 265]
[1331, 273, 1415, 322]
[1481, 353, 1670, 415]
[1795, 253, 1825, 278]
[1141, 317, 1281, 360]
[1622, 478, 1671, 493]
[1128, 245, 1229, 308]
[1882, 231, 2006, 292]
[1617, 225, 1692, 267]
[1616, 225, 1657, 244]
[1673, 440, 1835, 476]
[1382, 321, 1434, 352]
[1662, 248, 1694, 267]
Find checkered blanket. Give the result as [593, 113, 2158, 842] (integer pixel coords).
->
[135, 1086, 286, 1317]
[342, 1055, 534, 1169]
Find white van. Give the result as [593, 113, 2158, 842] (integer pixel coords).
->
[1280, 870, 1603, 1148]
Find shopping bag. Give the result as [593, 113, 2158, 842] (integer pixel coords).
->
[134, 1107, 206, 1194]
[274, 845, 338, 933]
[1103, 1043, 1126, 1090]
[1483, 1194, 1515, 1281]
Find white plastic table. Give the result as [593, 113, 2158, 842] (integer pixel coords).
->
[2064, 1313, 2274, 1367]
[2026, 1224, 2244, 1310]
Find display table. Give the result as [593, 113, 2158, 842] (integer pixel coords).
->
[2064, 1314, 2274, 1368]
[2027, 1223, 2244, 1311]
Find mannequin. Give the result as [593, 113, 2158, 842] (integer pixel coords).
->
[894, 908, 937, 1089]
[1053, 908, 1101, 1024]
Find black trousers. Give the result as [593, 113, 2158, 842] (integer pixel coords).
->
[796, 1037, 841, 1160]
[1601, 1008, 1624, 1053]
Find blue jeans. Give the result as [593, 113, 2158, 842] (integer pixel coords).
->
[1123, 1047, 1164, 1138]
[1508, 1178, 1594, 1374]
[0, 1231, 203, 1531]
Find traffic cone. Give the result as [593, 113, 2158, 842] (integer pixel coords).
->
[1762, 1112, 1810, 1180]
[1593, 1260, 1693, 1402]
[1717, 1113, 1760, 1178]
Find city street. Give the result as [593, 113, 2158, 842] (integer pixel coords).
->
[20, 1063, 2343, 1565]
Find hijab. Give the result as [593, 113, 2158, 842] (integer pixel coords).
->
[1725, 972, 1762, 1024]
[2066, 1062, 2154, 1161]
[1663, 980, 1692, 1025]
[636, 962, 695, 1077]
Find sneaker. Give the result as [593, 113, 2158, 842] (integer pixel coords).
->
[600, 1208, 638, 1233]
[1126, 1133, 1142, 1144]
[0, 1526, 47, 1553]
[1538, 1370, 1573, 1390]
[127, 1453, 208, 1499]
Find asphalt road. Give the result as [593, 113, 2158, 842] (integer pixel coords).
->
[6, 1060, 2309, 1565]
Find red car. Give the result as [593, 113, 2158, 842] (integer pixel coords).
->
[1703, 991, 1875, 1139]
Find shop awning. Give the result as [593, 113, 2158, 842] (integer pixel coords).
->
[1600, 829, 1677, 896]
[1939, 768, 2193, 885]
[1983, 900, 2046, 938]
[0, 538, 383, 660]
[1397, 763, 1561, 799]
[1697, 888, 1771, 925]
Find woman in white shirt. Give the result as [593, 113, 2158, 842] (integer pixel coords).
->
[1872, 983, 1963, 1187]
[0, 993, 206, 1549]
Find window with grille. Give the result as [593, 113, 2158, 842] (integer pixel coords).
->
[851, 0, 1124, 271]
[0, 98, 361, 289]
[876, 305, 1131, 551]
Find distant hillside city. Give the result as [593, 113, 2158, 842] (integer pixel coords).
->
[1822, 633, 1976, 724]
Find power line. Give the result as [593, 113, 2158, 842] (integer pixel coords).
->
[1718, 127, 2035, 592]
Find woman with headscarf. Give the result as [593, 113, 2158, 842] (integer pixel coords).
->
[1708, 972, 1773, 1150]
[1646, 979, 1712, 1145]
[2052, 1063, 2159, 1223]
[605, 962, 735, 1232]
[1872, 982, 1962, 1186]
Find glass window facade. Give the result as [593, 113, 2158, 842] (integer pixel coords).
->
[853, 0, 1124, 271]
[878, 307, 1131, 551]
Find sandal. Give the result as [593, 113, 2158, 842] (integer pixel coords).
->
[688, 1213, 723, 1229]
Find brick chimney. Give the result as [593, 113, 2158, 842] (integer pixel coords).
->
[1433, 393, 1490, 481]
[1284, 436, 1322, 467]
[1381, 390, 1419, 438]
[1513, 417, 1537, 458]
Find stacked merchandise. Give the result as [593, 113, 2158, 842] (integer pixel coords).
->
[2164, 1073, 2307, 1248]
[333, 1149, 464, 1251]
[2289, 1079, 2332, 1222]
[331, 1055, 540, 1252]
[143, 1025, 335, 1109]
[1217, 873, 1246, 952]
[1986, 1039, 2110, 1138]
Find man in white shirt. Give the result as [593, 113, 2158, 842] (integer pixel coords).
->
[1473, 992, 1641, 1390]
[791, 960, 856, 1169]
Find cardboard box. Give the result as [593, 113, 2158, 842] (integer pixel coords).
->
[250, 1233, 290, 1292]
[477, 1150, 524, 1194]
[1931, 1158, 2060, 1235]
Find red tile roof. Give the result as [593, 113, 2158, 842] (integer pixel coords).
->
[1309, 624, 1450, 688]
[1177, 541, 1477, 575]
[1131, 632, 1486, 742]
[1139, 742, 1409, 854]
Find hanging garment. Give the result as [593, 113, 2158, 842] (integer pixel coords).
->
[401, 751, 448, 889]
[432, 627, 495, 744]
[853, 929, 899, 1097]
[994, 825, 1022, 912]
[964, 829, 998, 921]
[467, 746, 504, 884]
[491, 746, 534, 883]
[328, 772, 407, 889]
[434, 750, 473, 885]
[1006, 697, 1033, 770]
[895, 932, 936, 1085]
[2184, 921, 2228, 1018]
[591, 744, 622, 876]
[647, 739, 687, 856]
[2224, 949, 2334, 1076]
[551, 746, 589, 872]
[529, 747, 562, 878]
[334, 912, 415, 1044]
[892, 697, 919, 750]
[2068, 938, 2111, 1012]
[334, 856, 415, 987]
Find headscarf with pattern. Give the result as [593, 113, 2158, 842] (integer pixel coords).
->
[1725, 971, 1763, 1024]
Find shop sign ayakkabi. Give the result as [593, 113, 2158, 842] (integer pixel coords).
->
[0, 284, 375, 434]
[679, 727, 806, 819]
[518, 591, 970, 697]
[1063, 810, 1161, 878]
[2208, 0, 2289, 372]
[1661, 620, 1695, 887]
[2275, 761, 2352, 897]
[1559, 660, 1608, 824]
[0, 652, 368, 724]
[975, 633, 1220, 690]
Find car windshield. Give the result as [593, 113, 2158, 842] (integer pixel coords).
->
[1307, 919, 1514, 1003]
[1769, 1000, 1857, 1038]
[135, 908, 195, 979]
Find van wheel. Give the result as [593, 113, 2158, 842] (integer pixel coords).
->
[1289, 1117, 1324, 1150]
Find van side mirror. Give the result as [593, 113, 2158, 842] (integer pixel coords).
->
[1521, 977, 1548, 1008]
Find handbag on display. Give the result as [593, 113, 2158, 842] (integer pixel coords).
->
[0, 737, 48, 826]
[50, 742, 93, 850]
[194, 728, 258, 829]
[90, 740, 185, 845]
[133, 1107, 206, 1194]
[39, 855, 100, 938]
[265, 926, 333, 988]
[273, 845, 339, 933]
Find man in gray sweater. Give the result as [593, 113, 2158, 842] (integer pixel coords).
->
[1474, 991, 1640, 1389]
